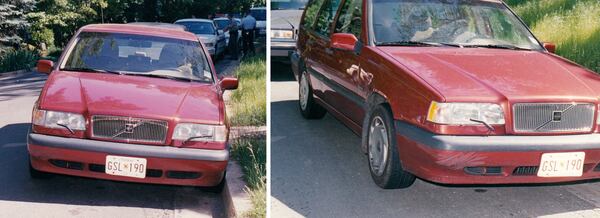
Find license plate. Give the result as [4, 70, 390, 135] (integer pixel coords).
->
[105, 155, 147, 178]
[537, 152, 585, 177]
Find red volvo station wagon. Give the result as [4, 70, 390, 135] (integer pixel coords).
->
[29, 24, 238, 191]
[291, 0, 600, 188]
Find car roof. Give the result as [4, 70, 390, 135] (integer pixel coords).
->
[214, 17, 229, 21]
[175, 18, 213, 23]
[128, 22, 187, 31]
[79, 24, 198, 41]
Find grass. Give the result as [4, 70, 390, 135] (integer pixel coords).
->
[0, 49, 39, 73]
[231, 137, 266, 218]
[506, 0, 600, 73]
[229, 54, 267, 126]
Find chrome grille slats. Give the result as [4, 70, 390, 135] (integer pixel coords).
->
[91, 115, 168, 143]
[513, 103, 595, 133]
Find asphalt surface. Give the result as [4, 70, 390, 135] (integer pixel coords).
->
[0, 58, 238, 218]
[270, 62, 600, 218]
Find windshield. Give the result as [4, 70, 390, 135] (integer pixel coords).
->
[62, 32, 213, 83]
[371, 0, 542, 50]
[175, 21, 215, 35]
[272, 0, 309, 10]
[251, 9, 267, 21]
[214, 19, 230, 30]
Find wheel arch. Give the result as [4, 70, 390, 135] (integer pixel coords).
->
[361, 90, 393, 153]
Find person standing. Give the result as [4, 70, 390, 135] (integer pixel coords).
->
[241, 11, 256, 56]
[225, 15, 239, 60]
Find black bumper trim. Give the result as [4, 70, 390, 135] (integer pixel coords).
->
[394, 121, 600, 151]
[28, 133, 229, 161]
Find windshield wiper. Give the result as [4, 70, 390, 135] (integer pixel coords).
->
[61, 67, 124, 75]
[375, 41, 460, 47]
[461, 44, 531, 51]
[469, 118, 495, 132]
[56, 123, 75, 135]
[183, 135, 212, 145]
[125, 73, 205, 83]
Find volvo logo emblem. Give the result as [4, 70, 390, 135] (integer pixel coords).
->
[124, 123, 135, 133]
[552, 111, 562, 122]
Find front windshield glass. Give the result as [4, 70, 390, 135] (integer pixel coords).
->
[214, 19, 230, 30]
[62, 32, 213, 83]
[175, 21, 215, 35]
[371, 0, 542, 50]
[251, 9, 267, 21]
[272, 0, 309, 10]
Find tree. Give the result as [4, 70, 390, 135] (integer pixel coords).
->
[0, 0, 35, 53]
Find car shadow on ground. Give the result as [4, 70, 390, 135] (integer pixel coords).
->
[270, 99, 600, 217]
[0, 123, 225, 217]
[271, 61, 295, 82]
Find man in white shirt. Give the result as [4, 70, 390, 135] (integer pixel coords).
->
[241, 11, 256, 56]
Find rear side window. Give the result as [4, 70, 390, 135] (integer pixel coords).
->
[334, 0, 362, 39]
[302, 0, 326, 29]
[314, 0, 342, 36]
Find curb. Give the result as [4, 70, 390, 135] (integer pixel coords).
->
[0, 68, 34, 78]
[222, 160, 254, 218]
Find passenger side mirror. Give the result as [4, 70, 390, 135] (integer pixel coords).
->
[331, 33, 358, 51]
[220, 77, 238, 90]
[543, 42, 556, 54]
[36, 60, 54, 74]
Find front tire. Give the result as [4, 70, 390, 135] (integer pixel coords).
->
[367, 105, 415, 189]
[298, 71, 326, 119]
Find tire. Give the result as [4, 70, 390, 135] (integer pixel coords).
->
[205, 172, 226, 193]
[367, 105, 415, 189]
[298, 71, 326, 119]
[29, 160, 53, 179]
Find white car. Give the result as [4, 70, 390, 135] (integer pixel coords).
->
[174, 19, 226, 59]
[213, 17, 242, 48]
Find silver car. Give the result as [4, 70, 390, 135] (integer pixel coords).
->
[174, 18, 227, 59]
[213, 17, 242, 48]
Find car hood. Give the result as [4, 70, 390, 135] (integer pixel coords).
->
[378, 47, 600, 102]
[40, 71, 223, 124]
[197, 34, 217, 43]
[271, 10, 303, 30]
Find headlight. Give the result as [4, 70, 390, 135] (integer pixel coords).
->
[271, 29, 293, 39]
[204, 42, 214, 47]
[427, 101, 505, 125]
[172, 123, 227, 142]
[33, 109, 86, 131]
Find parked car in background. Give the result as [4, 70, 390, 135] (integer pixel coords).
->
[29, 24, 238, 192]
[128, 22, 187, 31]
[175, 19, 226, 59]
[213, 17, 242, 50]
[271, 0, 309, 60]
[294, 0, 600, 189]
[250, 7, 267, 37]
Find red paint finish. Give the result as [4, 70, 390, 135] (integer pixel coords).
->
[29, 24, 230, 187]
[294, 0, 600, 185]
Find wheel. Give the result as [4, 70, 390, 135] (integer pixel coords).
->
[29, 159, 53, 179]
[298, 71, 326, 119]
[205, 172, 226, 193]
[367, 105, 415, 189]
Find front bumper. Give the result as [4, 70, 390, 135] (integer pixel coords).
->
[271, 40, 295, 57]
[28, 133, 228, 186]
[395, 121, 600, 184]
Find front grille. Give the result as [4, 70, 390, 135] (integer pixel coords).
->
[513, 103, 595, 133]
[92, 115, 168, 144]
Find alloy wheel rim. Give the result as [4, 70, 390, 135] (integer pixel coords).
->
[299, 73, 309, 110]
[369, 116, 389, 176]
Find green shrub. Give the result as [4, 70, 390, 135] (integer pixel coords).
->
[0, 49, 39, 73]
[230, 54, 267, 126]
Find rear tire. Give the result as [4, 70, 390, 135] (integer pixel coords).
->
[298, 71, 326, 119]
[367, 105, 415, 189]
[29, 160, 53, 179]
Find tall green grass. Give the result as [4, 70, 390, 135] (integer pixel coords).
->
[0, 49, 39, 73]
[231, 137, 266, 218]
[507, 0, 600, 73]
[230, 54, 267, 126]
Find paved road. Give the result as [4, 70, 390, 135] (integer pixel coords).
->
[0, 59, 237, 218]
[270, 63, 600, 218]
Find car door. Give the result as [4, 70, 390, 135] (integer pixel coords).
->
[304, 0, 343, 109]
[328, 0, 367, 125]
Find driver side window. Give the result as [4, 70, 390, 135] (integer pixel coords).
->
[314, 0, 342, 37]
[334, 0, 362, 39]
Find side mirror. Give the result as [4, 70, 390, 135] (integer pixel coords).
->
[220, 77, 238, 90]
[36, 60, 54, 74]
[543, 42, 556, 54]
[331, 33, 358, 51]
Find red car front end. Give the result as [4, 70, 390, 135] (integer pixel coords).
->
[28, 24, 237, 189]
